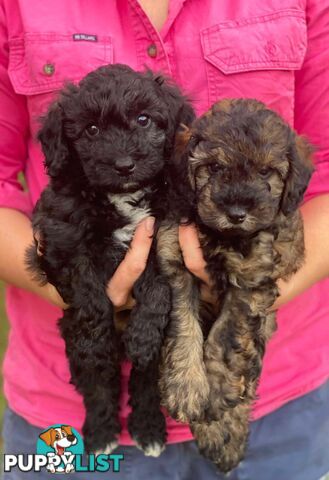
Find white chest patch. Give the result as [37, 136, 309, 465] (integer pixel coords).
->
[109, 190, 152, 249]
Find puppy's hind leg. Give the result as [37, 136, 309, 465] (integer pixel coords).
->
[158, 224, 209, 423]
[128, 362, 167, 457]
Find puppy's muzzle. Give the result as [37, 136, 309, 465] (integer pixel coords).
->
[224, 205, 247, 224]
[115, 156, 135, 176]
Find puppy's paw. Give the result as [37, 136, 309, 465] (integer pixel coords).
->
[134, 440, 166, 457]
[128, 403, 167, 458]
[214, 449, 244, 474]
[83, 424, 120, 456]
[160, 365, 210, 423]
[192, 419, 244, 474]
[191, 420, 225, 461]
[213, 433, 246, 474]
[194, 403, 249, 473]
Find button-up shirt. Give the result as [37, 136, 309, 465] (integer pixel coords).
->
[1, 0, 329, 444]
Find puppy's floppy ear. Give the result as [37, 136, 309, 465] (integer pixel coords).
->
[174, 124, 192, 159]
[281, 134, 314, 216]
[38, 102, 69, 178]
[166, 124, 197, 220]
[39, 428, 56, 446]
[152, 73, 195, 146]
[174, 124, 196, 189]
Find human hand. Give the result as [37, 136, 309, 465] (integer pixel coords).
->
[178, 224, 298, 312]
[106, 216, 155, 310]
[178, 223, 219, 306]
[42, 282, 69, 309]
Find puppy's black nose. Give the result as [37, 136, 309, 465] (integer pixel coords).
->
[226, 206, 247, 224]
[67, 434, 75, 442]
[115, 157, 135, 176]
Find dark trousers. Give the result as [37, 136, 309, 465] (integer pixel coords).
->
[2, 381, 329, 480]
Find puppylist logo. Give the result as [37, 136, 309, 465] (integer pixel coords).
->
[3, 424, 124, 474]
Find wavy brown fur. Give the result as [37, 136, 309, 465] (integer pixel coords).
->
[159, 98, 313, 472]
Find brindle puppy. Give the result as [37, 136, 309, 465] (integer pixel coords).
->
[158, 99, 313, 471]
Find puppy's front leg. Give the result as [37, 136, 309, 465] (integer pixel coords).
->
[123, 247, 171, 369]
[203, 293, 254, 415]
[204, 286, 277, 418]
[128, 362, 167, 456]
[202, 231, 278, 417]
[157, 224, 209, 423]
[201, 288, 277, 471]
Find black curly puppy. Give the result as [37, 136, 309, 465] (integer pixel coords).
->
[26, 64, 194, 455]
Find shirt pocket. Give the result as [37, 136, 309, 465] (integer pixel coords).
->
[200, 10, 307, 124]
[8, 32, 113, 96]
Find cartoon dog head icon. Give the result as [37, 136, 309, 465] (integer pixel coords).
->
[39, 425, 77, 455]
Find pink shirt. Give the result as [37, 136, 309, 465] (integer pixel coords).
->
[1, 0, 329, 445]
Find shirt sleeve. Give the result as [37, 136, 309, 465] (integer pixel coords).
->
[0, 1, 32, 216]
[294, 0, 329, 201]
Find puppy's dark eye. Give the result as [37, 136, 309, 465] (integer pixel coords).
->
[259, 167, 273, 179]
[208, 163, 222, 174]
[136, 114, 151, 128]
[86, 125, 99, 137]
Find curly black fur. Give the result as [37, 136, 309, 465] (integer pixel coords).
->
[26, 64, 194, 454]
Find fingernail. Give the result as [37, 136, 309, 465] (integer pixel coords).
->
[180, 217, 189, 225]
[145, 216, 155, 233]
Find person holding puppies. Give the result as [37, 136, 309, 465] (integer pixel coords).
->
[0, 0, 329, 479]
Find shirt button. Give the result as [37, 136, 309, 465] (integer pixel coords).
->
[43, 63, 55, 76]
[147, 44, 157, 58]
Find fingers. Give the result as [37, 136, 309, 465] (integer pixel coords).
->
[114, 294, 136, 312]
[179, 224, 220, 309]
[45, 283, 69, 310]
[200, 283, 219, 306]
[178, 223, 212, 286]
[107, 217, 155, 307]
[269, 278, 289, 311]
